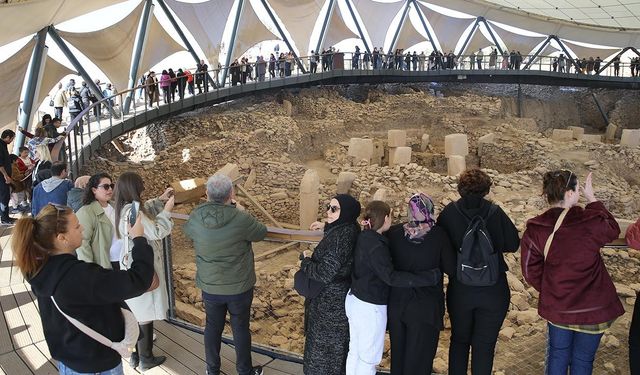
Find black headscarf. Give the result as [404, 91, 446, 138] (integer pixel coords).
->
[324, 194, 361, 232]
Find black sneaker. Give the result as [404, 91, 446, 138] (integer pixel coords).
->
[249, 366, 264, 375]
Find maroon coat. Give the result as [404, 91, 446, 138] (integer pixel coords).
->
[521, 201, 624, 325]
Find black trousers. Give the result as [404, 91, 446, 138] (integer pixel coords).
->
[631, 293, 640, 375]
[0, 180, 10, 221]
[204, 289, 253, 375]
[447, 275, 510, 375]
[388, 311, 440, 375]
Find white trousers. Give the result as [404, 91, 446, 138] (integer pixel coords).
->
[345, 291, 387, 375]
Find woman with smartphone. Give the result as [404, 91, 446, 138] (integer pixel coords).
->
[113, 171, 175, 371]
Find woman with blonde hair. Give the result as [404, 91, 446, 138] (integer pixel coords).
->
[32, 144, 53, 186]
[113, 171, 174, 370]
[12, 204, 155, 374]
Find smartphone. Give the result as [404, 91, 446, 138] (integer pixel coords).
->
[167, 190, 174, 198]
[129, 200, 140, 226]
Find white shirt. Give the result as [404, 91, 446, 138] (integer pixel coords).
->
[103, 204, 123, 262]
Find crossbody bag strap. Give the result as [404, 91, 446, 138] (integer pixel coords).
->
[50, 296, 113, 348]
[543, 208, 570, 260]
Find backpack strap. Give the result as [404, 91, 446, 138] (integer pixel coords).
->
[543, 208, 570, 260]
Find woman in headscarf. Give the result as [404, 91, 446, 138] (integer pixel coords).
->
[301, 194, 361, 375]
[386, 193, 452, 374]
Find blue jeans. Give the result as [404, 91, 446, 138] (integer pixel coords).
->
[58, 362, 123, 375]
[546, 323, 603, 375]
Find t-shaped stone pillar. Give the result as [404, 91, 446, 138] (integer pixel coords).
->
[299, 169, 320, 231]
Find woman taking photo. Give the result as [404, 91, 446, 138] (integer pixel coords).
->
[437, 169, 520, 375]
[32, 144, 53, 186]
[75, 173, 120, 270]
[12, 204, 154, 374]
[386, 193, 452, 374]
[114, 171, 174, 371]
[521, 171, 623, 374]
[301, 194, 360, 375]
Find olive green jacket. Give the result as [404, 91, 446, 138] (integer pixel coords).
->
[75, 200, 114, 269]
[184, 202, 267, 295]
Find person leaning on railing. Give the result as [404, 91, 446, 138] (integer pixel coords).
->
[12, 204, 155, 374]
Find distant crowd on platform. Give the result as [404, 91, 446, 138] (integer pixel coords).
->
[5, 155, 640, 375]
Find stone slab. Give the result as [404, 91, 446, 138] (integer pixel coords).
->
[347, 138, 373, 162]
[568, 126, 585, 140]
[170, 177, 207, 204]
[620, 129, 640, 148]
[300, 170, 320, 230]
[605, 123, 618, 140]
[444, 134, 469, 157]
[447, 155, 466, 176]
[552, 129, 573, 141]
[372, 188, 388, 202]
[420, 134, 430, 151]
[581, 134, 603, 143]
[388, 147, 411, 166]
[477, 133, 495, 156]
[336, 172, 357, 194]
[387, 130, 407, 147]
[216, 163, 240, 181]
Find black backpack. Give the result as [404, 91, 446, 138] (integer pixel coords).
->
[454, 202, 499, 286]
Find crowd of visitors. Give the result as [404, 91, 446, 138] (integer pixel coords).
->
[4, 156, 639, 375]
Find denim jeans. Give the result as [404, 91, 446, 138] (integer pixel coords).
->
[546, 323, 603, 375]
[203, 289, 254, 375]
[58, 362, 123, 375]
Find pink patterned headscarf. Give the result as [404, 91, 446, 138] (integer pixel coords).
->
[403, 193, 436, 243]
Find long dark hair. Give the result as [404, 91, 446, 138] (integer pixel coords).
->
[82, 173, 113, 205]
[114, 171, 146, 238]
[12, 205, 73, 278]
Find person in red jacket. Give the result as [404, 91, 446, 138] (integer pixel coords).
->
[521, 171, 624, 375]
[627, 218, 640, 374]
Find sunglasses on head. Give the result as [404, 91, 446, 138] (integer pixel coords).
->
[326, 204, 340, 213]
[97, 183, 115, 190]
[48, 203, 68, 233]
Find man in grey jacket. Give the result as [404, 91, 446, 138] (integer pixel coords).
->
[184, 173, 267, 375]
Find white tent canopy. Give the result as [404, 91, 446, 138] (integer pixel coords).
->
[268, 0, 324, 57]
[416, 2, 474, 53]
[58, 2, 184, 91]
[394, 16, 428, 51]
[164, 0, 235, 67]
[461, 27, 494, 55]
[36, 58, 77, 112]
[352, 0, 405, 49]
[231, 0, 281, 60]
[560, 39, 621, 60]
[321, 3, 360, 50]
[0, 39, 35, 132]
[0, 0, 127, 48]
[488, 21, 547, 56]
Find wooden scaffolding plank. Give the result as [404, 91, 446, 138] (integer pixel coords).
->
[266, 359, 304, 374]
[154, 330, 206, 375]
[11, 284, 44, 344]
[0, 307, 13, 355]
[33, 341, 56, 370]
[0, 287, 32, 349]
[0, 351, 33, 375]
[16, 344, 58, 375]
[152, 343, 198, 375]
[0, 227, 14, 289]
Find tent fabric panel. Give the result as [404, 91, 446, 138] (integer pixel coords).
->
[232, 0, 281, 60]
[352, 0, 405, 49]
[0, 39, 36, 132]
[139, 14, 186, 79]
[164, 0, 235, 67]
[322, 3, 359, 49]
[268, 0, 324, 56]
[560, 39, 621, 60]
[487, 21, 547, 56]
[395, 18, 427, 51]
[0, 0, 127, 48]
[462, 28, 494, 55]
[416, 2, 474, 53]
[57, 1, 143, 91]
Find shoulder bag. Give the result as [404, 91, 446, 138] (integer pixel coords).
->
[543, 208, 570, 260]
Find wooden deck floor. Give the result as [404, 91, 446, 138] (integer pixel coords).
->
[0, 225, 304, 375]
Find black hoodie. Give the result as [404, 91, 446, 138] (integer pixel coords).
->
[28, 237, 154, 373]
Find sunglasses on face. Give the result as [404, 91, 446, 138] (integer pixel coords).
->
[97, 183, 115, 190]
[326, 204, 340, 213]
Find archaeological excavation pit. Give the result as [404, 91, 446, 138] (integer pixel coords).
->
[83, 83, 640, 373]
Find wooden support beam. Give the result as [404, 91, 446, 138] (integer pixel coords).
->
[255, 242, 298, 261]
[235, 184, 282, 228]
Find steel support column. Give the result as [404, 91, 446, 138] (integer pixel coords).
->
[123, 0, 153, 114]
[344, 0, 370, 53]
[456, 18, 480, 59]
[315, 0, 336, 54]
[14, 27, 48, 153]
[591, 92, 609, 125]
[387, 0, 411, 55]
[259, 0, 306, 73]
[411, 0, 438, 52]
[220, 0, 244, 87]
[156, 0, 216, 87]
[596, 47, 639, 75]
[479, 18, 504, 56]
[523, 36, 551, 70]
[552, 36, 581, 72]
[48, 26, 117, 118]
